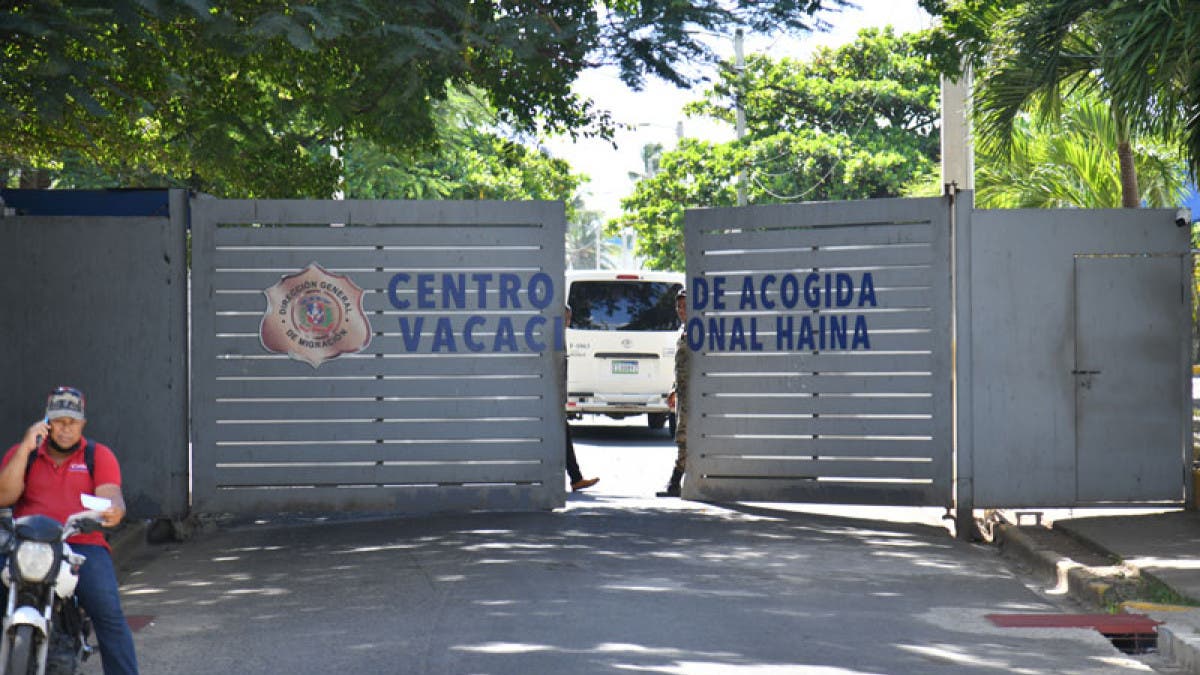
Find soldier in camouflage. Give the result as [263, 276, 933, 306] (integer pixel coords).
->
[657, 286, 688, 497]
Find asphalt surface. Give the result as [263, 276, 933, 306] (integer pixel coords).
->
[82, 420, 1198, 674]
[101, 497, 1178, 675]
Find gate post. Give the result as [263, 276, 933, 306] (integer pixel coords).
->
[951, 188, 981, 541]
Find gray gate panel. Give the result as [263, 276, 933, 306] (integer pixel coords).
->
[211, 249, 549, 271]
[208, 419, 539, 443]
[208, 354, 542, 378]
[969, 209, 1190, 507]
[0, 193, 189, 518]
[696, 480, 935, 506]
[700, 432, 940, 454]
[696, 221, 937, 249]
[198, 198, 550, 226]
[215, 461, 542, 486]
[212, 441, 546, 464]
[207, 484, 544, 514]
[191, 198, 565, 515]
[684, 197, 953, 506]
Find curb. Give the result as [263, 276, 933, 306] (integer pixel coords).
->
[1053, 520, 1200, 606]
[994, 523, 1132, 609]
[1160, 622, 1200, 674]
[996, 522, 1200, 675]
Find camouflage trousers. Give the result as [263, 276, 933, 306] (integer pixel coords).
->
[673, 418, 687, 473]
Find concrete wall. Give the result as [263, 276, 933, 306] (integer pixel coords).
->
[0, 190, 189, 518]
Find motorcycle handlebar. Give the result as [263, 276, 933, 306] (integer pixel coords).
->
[64, 510, 106, 537]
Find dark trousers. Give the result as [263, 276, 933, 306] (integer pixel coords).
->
[71, 545, 139, 675]
[565, 421, 583, 483]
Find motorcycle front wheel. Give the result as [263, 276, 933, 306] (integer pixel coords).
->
[7, 624, 35, 675]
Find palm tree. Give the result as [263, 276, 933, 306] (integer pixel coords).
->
[976, 90, 1186, 209]
[566, 206, 619, 270]
[1104, 0, 1200, 182]
[627, 142, 664, 182]
[947, 0, 1198, 207]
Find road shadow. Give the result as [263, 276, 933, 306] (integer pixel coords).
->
[120, 500, 1123, 675]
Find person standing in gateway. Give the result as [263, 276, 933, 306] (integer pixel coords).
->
[658, 287, 688, 497]
[0, 387, 139, 675]
[563, 306, 599, 492]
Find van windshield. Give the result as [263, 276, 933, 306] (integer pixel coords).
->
[568, 281, 682, 331]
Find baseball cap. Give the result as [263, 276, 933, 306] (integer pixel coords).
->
[45, 386, 86, 421]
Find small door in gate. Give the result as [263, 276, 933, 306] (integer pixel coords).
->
[1073, 255, 1188, 502]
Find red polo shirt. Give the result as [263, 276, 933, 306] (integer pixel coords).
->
[1, 437, 121, 549]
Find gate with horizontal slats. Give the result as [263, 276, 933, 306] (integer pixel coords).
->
[683, 197, 956, 506]
[190, 198, 566, 514]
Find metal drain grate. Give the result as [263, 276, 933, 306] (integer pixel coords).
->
[986, 613, 1161, 655]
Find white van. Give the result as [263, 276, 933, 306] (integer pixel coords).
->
[565, 270, 685, 430]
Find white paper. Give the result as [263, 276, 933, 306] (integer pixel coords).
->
[81, 494, 111, 511]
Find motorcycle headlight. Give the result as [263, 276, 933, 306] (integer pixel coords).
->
[13, 541, 56, 583]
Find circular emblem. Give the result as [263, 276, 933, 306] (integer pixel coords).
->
[292, 289, 343, 339]
[621, 338, 633, 349]
[261, 263, 372, 368]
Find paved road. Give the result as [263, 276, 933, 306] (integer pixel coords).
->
[101, 419, 1179, 674]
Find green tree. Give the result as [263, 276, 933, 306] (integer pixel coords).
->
[919, 0, 1200, 207]
[36, 84, 584, 209]
[975, 90, 1186, 209]
[566, 201, 620, 270]
[628, 143, 665, 182]
[2, 0, 848, 197]
[342, 88, 581, 204]
[617, 27, 940, 271]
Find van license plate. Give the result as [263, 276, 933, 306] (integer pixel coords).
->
[612, 360, 638, 375]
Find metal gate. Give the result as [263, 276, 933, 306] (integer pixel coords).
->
[683, 197, 956, 506]
[190, 198, 566, 514]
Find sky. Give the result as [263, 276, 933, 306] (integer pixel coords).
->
[542, 0, 933, 222]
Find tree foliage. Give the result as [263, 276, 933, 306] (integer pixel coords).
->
[918, 0, 1200, 206]
[2, 0, 848, 197]
[974, 90, 1186, 209]
[342, 88, 581, 205]
[616, 27, 940, 271]
[565, 201, 621, 270]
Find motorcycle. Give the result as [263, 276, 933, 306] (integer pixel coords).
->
[0, 508, 103, 675]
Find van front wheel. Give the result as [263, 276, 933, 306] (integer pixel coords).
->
[647, 413, 667, 430]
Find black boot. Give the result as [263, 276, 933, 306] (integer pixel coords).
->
[656, 468, 683, 497]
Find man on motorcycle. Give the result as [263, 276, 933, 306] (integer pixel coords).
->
[0, 387, 139, 674]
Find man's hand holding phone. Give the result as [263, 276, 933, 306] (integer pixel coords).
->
[23, 418, 48, 454]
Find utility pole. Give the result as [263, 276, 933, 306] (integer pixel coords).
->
[940, 67, 974, 193]
[941, 64, 977, 541]
[735, 28, 747, 207]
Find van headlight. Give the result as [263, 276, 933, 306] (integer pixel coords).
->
[14, 542, 56, 583]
